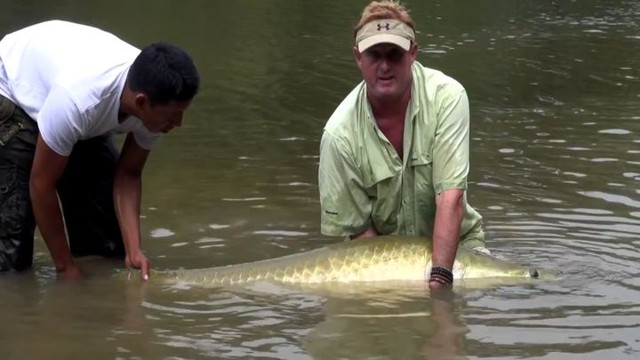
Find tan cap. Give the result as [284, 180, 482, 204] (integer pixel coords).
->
[355, 19, 415, 52]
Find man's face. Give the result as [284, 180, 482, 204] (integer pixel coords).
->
[354, 42, 417, 100]
[136, 97, 191, 134]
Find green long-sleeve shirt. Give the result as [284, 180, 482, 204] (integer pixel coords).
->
[319, 61, 485, 248]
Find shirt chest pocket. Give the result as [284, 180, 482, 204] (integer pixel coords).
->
[362, 161, 399, 208]
[361, 157, 402, 234]
[410, 152, 435, 197]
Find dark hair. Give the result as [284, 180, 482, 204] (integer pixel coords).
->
[127, 42, 200, 106]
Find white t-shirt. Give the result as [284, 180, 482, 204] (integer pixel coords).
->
[0, 20, 160, 156]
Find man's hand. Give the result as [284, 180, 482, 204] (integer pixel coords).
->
[350, 227, 378, 240]
[125, 251, 150, 281]
[57, 261, 83, 281]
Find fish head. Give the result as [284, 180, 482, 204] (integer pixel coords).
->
[452, 247, 555, 281]
[504, 266, 559, 281]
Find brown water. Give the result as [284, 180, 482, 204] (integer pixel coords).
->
[1, 0, 640, 359]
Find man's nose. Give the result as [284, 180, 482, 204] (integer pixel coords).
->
[379, 58, 391, 71]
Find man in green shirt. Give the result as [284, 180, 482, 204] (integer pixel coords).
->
[318, 0, 486, 290]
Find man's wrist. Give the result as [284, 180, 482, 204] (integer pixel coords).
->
[54, 257, 75, 273]
[125, 244, 146, 259]
[429, 266, 454, 285]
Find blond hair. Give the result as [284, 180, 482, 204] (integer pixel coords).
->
[354, 1, 416, 38]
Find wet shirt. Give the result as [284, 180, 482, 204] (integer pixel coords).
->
[319, 61, 483, 244]
[0, 20, 159, 156]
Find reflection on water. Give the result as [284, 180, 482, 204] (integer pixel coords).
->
[304, 288, 468, 360]
[1, 0, 640, 359]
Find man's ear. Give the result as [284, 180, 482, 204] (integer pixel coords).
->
[409, 43, 418, 61]
[134, 92, 149, 108]
[353, 46, 363, 69]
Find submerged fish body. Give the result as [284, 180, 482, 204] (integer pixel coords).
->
[150, 236, 542, 288]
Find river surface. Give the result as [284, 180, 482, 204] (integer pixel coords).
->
[1, 0, 640, 359]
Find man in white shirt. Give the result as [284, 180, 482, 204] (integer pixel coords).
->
[0, 20, 200, 280]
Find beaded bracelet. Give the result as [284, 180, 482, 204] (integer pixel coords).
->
[429, 266, 454, 285]
[429, 276, 449, 285]
[431, 267, 454, 282]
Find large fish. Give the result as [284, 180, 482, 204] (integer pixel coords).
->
[144, 236, 548, 288]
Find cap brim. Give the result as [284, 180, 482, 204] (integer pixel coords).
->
[357, 34, 411, 52]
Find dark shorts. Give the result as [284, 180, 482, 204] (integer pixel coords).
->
[0, 95, 124, 272]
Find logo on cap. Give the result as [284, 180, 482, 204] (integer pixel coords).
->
[376, 23, 390, 31]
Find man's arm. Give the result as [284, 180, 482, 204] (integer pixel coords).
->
[430, 88, 471, 289]
[30, 136, 79, 277]
[430, 189, 464, 288]
[114, 133, 150, 280]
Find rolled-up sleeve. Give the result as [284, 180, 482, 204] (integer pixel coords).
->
[318, 131, 371, 236]
[432, 89, 470, 194]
